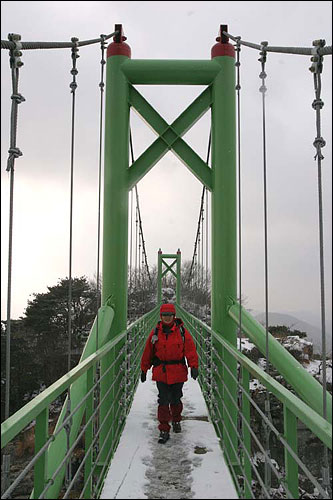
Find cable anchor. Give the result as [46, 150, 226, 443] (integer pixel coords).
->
[8, 33, 24, 68]
[69, 37, 80, 93]
[259, 41, 268, 94]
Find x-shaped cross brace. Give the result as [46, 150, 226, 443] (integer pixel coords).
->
[128, 86, 213, 191]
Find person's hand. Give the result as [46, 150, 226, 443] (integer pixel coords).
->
[191, 367, 198, 380]
[141, 371, 147, 383]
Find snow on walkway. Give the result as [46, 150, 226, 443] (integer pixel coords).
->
[100, 377, 238, 499]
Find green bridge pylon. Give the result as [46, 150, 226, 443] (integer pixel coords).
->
[157, 249, 182, 305]
[100, 23, 237, 465]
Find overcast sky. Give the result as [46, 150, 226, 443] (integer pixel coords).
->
[1, 1, 332, 327]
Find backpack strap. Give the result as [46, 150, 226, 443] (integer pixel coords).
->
[151, 320, 185, 345]
[179, 324, 185, 343]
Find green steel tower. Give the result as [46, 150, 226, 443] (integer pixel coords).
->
[101, 24, 237, 465]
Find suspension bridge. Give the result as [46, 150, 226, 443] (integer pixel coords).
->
[1, 24, 332, 499]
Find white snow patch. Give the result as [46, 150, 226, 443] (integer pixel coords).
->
[100, 377, 238, 499]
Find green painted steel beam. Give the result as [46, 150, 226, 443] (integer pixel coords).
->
[130, 85, 212, 137]
[211, 53, 237, 465]
[162, 258, 177, 273]
[176, 250, 181, 305]
[228, 300, 332, 424]
[162, 268, 177, 279]
[100, 52, 130, 464]
[158, 251, 181, 305]
[128, 86, 212, 190]
[158, 250, 162, 304]
[122, 59, 221, 85]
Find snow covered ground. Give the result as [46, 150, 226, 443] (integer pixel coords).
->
[100, 377, 238, 499]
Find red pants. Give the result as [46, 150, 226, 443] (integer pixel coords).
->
[156, 382, 183, 432]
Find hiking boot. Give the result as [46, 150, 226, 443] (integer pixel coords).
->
[158, 430, 170, 444]
[172, 421, 181, 433]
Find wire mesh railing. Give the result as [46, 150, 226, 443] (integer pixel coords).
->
[1, 305, 159, 499]
[177, 304, 332, 499]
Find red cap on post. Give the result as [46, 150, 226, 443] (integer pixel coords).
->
[211, 25, 235, 59]
[107, 24, 131, 58]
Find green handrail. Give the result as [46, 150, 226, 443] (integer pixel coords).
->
[1, 305, 159, 500]
[177, 304, 331, 498]
[177, 304, 332, 448]
[228, 299, 332, 423]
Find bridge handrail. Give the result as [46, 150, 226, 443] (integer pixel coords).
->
[177, 304, 332, 449]
[1, 310, 119, 448]
[1, 305, 159, 500]
[1, 305, 159, 448]
[227, 299, 332, 423]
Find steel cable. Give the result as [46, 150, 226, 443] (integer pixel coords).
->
[188, 132, 211, 285]
[310, 39, 331, 497]
[258, 40, 273, 494]
[95, 35, 107, 351]
[1, 31, 119, 50]
[222, 31, 332, 56]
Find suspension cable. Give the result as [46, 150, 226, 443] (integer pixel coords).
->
[309, 38, 330, 496]
[129, 188, 133, 291]
[129, 131, 152, 285]
[67, 36, 79, 373]
[222, 31, 332, 56]
[95, 34, 107, 351]
[2, 32, 25, 494]
[1, 31, 119, 50]
[259, 40, 273, 494]
[65, 36, 80, 489]
[4, 33, 25, 425]
[188, 132, 211, 284]
[235, 36, 243, 355]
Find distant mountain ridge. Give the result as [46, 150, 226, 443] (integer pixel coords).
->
[254, 311, 332, 355]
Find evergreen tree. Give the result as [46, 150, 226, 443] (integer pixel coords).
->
[1, 276, 99, 419]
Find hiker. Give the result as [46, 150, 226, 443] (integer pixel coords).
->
[140, 303, 199, 444]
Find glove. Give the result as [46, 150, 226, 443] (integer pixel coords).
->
[191, 367, 198, 380]
[140, 371, 147, 383]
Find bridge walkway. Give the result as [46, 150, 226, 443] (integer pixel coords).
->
[100, 377, 238, 499]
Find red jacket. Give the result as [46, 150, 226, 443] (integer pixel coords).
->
[141, 318, 198, 385]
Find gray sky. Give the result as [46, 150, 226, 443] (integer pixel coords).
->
[1, 1, 332, 326]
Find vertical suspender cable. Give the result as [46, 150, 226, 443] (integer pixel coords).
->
[65, 36, 79, 488]
[188, 133, 211, 288]
[4, 34, 25, 423]
[310, 39, 330, 495]
[235, 37, 242, 354]
[3, 33, 25, 492]
[206, 182, 209, 321]
[259, 40, 272, 493]
[201, 202, 204, 289]
[135, 203, 138, 289]
[96, 35, 107, 351]
[206, 132, 211, 320]
[67, 37, 79, 373]
[130, 189, 133, 291]
[235, 36, 244, 488]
